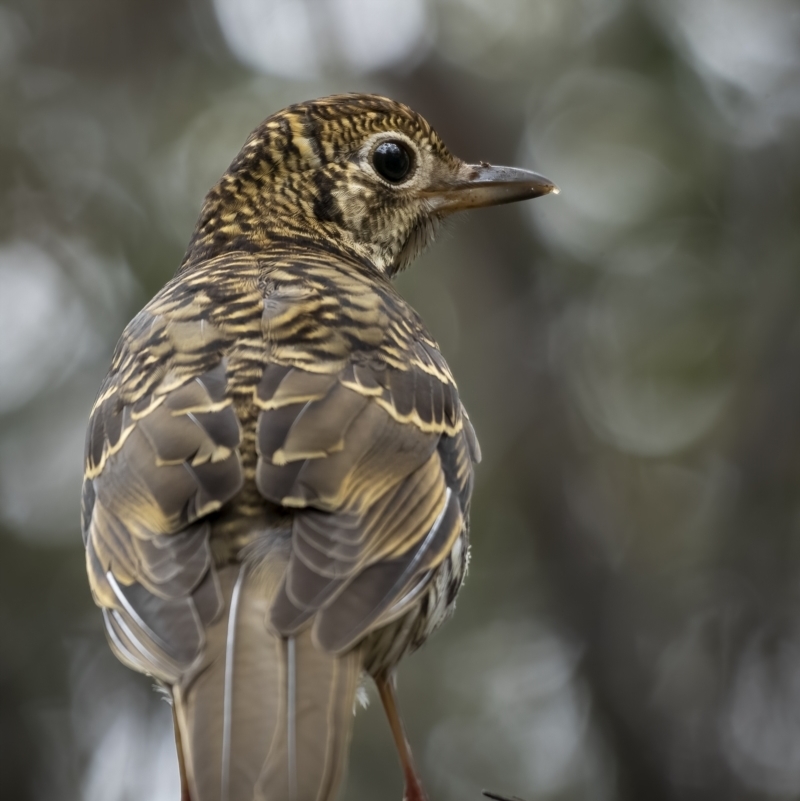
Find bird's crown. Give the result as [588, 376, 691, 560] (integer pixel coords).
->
[237, 94, 454, 173]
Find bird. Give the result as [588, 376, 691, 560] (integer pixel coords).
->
[81, 93, 557, 801]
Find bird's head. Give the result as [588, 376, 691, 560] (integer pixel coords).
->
[184, 94, 557, 275]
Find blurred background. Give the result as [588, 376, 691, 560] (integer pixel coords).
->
[2, 0, 800, 799]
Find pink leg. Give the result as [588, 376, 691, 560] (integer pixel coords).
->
[375, 672, 429, 801]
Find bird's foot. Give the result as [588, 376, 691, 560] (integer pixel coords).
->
[483, 791, 528, 801]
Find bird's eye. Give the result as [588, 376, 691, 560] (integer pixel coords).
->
[372, 141, 413, 183]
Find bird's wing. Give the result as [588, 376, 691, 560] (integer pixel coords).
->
[256, 277, 480, 654]
[81, 264, 254, 684]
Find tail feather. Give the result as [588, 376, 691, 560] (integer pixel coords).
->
[173, 563, 363, 801]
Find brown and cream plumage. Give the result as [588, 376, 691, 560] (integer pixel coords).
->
[81, 94, 556, 801]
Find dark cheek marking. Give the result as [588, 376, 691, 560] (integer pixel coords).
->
[312, 172, 345, 226]
[302, 110, 325, 163]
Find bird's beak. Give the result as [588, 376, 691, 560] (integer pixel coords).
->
[424, 163, 558, 213]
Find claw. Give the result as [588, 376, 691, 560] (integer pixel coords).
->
[483, 791, 528, 801]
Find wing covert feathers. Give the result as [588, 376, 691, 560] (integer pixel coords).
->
[256, 361, 474, 652]
[83, 360, 244, 682]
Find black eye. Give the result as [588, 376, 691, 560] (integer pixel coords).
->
[372, 141, 413, 183]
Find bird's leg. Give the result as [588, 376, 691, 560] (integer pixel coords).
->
[375, 671, 429, 801]
[172, 698, 192, 801]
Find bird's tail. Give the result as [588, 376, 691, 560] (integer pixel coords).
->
[173, 563, 364, 801]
